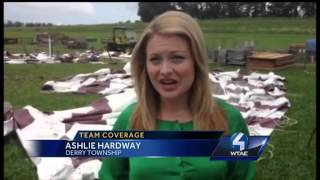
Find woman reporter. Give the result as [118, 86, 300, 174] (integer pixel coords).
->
[99, 10, 255, 180]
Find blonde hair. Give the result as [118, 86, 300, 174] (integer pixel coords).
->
[130, 11, 228, 133]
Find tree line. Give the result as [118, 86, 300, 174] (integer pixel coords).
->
[4, 20, 54, 27]
[138, 2, 316, 22]
[4, 2, 316, 26]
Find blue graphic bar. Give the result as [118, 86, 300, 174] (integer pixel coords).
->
[28, 131, 269, 160]
[29, 139, 220, 157]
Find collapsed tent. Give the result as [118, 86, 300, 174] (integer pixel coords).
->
[41, 63, 132, 95]
[209, 69, 290, 135]
[6, 63, 291, 179]
[41, 69, 132, 94]
[13, 89, 136, 179]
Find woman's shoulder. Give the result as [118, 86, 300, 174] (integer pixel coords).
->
[214, 98, 249, 135]
[112, 102, 138, 130]
[215, 98, 241, 117]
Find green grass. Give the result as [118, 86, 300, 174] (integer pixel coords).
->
[4, 63, 125, 111]
[254, 65, 316, 180]
[4, 62, 316, 179]
[199, 17, 315, 34]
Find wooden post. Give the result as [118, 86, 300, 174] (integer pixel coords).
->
[310, 56, 315, 64]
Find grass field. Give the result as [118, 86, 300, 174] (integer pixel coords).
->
[4, 17, 316, 179]
[4, 17, 316, 53]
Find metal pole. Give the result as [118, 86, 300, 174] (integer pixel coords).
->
[48, 35, 52, 57]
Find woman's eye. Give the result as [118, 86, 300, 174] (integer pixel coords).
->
[149, 57, 161, 64]
[171, 55, 185, 63]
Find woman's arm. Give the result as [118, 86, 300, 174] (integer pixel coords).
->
[226, 104, 255, 180]
[216, 98, 256, 180]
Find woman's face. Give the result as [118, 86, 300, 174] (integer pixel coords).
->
[146, 34, 195, 100]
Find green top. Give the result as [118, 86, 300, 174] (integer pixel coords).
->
[99, 99, 255, 180]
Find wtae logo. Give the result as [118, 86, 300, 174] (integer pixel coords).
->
[211, 132, 269, 160]
[230, 133, 249, 156]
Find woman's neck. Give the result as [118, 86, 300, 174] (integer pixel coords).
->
[159, 97, 192, 122]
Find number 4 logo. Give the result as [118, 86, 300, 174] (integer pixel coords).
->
[231, 132, 249, 151]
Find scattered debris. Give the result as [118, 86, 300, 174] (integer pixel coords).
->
[4, 50, 132, 64]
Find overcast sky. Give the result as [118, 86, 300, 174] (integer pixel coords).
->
[4, 2, 140, 25]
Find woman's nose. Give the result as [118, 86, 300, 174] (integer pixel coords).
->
[159, 61, 173, 75]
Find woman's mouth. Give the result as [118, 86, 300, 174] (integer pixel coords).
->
[159, 79, 178, 91]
